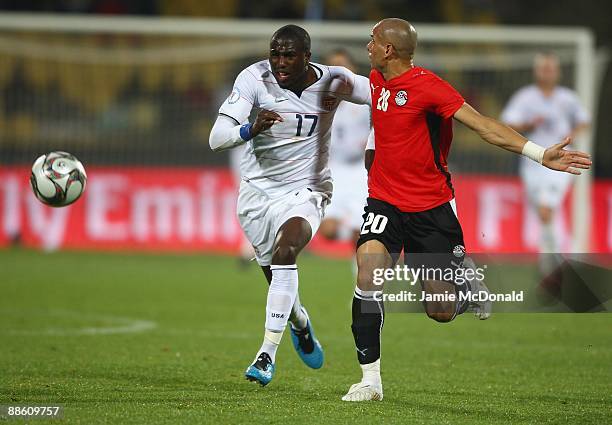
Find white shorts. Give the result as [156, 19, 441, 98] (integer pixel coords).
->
[325, 163, 368, 231]
[521, 166, 572, 209]
[237, 181, 328, 266]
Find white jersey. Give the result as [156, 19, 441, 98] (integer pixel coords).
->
[229, 143, 246, 183]
[219, 60, 371, 198]
[501, 85, 589, 175]
[329, 101, 371, 166]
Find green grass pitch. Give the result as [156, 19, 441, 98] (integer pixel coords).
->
[1, 249, 611, 424]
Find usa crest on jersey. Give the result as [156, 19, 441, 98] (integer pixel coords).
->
[322, 96, 339, 111]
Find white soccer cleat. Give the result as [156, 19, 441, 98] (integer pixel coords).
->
[464, 257, 492, 320]
[341, 382, 383, 402]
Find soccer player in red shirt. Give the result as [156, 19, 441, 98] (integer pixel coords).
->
[342, 18, 592, 402]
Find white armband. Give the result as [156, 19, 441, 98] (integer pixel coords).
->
[521, 140, 545, 164]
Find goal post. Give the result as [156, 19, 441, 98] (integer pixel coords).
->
[0, 13, 597, 252]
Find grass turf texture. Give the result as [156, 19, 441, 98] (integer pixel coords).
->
[1, 249, 610, 424]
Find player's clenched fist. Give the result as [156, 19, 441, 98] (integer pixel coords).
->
[252, 109, 283, 137]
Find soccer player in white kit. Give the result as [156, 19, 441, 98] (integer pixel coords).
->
[319, 49, 371, 245]
[229, 144, 257, 267]
[209, 25, 371, 386]
[502, 53, 589, 266]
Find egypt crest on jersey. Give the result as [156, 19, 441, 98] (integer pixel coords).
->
[375, 88, 408, 111]
[394, 90, 408, 106]
[219, 60, 371, 196]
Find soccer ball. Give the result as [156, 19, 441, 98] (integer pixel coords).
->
[30, 151, 87, 207]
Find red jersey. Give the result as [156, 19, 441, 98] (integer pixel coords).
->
[368, 66, 464, 212]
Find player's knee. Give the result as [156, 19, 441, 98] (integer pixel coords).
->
[356, 266, 376, 291]
[356, 262, 389, 291]
[425, 302, 455, 323]
[358, 263, 389, 292]
[272, 244, 299, 264]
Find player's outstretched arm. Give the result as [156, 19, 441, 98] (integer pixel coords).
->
[453, 103, 591, 175]
[329, 68, 372, 106]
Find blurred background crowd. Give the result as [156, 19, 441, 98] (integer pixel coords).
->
[0, 0, 609, 176]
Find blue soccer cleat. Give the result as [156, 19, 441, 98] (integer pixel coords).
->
[245, 352, 275, 386]
[290, 307, 324, 369]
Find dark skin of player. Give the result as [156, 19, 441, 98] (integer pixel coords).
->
[252, 35, 319, 281]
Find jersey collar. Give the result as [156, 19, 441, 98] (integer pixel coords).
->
[375, 66, 420, 84]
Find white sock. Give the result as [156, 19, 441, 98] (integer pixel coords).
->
[257, 264, 298, 363]
[289, 292, 308, 330]
[265, 264, 299, 331]
[255, 329, 283, 363]
[361, 359, 381, 385]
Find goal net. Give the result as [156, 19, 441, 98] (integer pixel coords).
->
[0, 14, 596, 250]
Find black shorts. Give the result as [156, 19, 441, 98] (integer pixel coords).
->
[356, 197, 465, 264]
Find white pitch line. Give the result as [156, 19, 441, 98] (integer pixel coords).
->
[0, 308, 157, 336]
